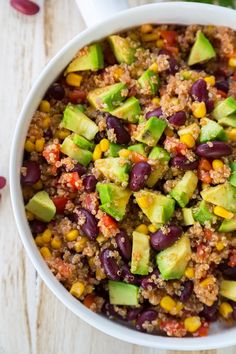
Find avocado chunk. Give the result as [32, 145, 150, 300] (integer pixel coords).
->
[188, 30, 216, 66]
[73, 134, 95, 151]
[111, 97, 141, 123]
[199, 118, 227, 143]
[193, 200, 213, 225]
[94, 157, 130, 184]
[146, 147, 170, 187]
[26, 191, 56, 222]
[87, 83, 127, 111]
[134, 190, 175, 224]
[178, 123, 200, 139]
[96, 182, 131, 221]
[61, 137, 92, 166]
[138, 68, 160, 95]
[108, 35, 136, 64]
[219, 216, 236, 233]
[134, 117, 167, 147]
[156, 234, 191, 280]
[108, 280, 139, 306]
[220, 280, 236, 302]
[201, 182, 236, 213]
[65, 44, 104, 73]
[108, 142, 123, 157]
[128, 143, 146, 156]
[182, 208, 195, 226]
[148, 146, 170, 162]
[218, 115, 236, 128]
[213, 97, 236, 121]
[131, 231, 150, 275]
[62, 104, 98, 140]
[229, 161, 236, 187]
[170, 171, 198, 208]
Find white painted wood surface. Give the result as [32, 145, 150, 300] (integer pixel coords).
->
[1, 1, 236, 353]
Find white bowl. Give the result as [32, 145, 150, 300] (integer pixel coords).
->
[10, 2, 236, 350]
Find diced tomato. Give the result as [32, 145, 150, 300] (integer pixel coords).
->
[102, 214, 118, 228]
[43, 143, 60, 164]
[68, 89, 87, 103]
[198, 169, 212, 184]
[197, 324, 209, 337]
[204, 228, 213, 241]
[197, 244, 207, 261]
[232, 72, 236, 81]
[217, 89, 227, 98]
[130, 151, 148, 163]
[199, 158, 212, 171]
[127, 123, 137, 135]
[160, 320, 186, 337]
[164, 45, 179, 56]
[50, 258, 73, 280]
[160, 30, 178, 46]
[52, 196, 68, 214]
[228, 251, 236, 267]
[81, 193, 99, 214]
[176, 142, 188, 155]
[98, 213, 119, 238]
[83, 294, 96, 309]
[58, 172, 83, 191]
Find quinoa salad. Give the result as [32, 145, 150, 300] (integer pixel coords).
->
[21, 24, 236, 337]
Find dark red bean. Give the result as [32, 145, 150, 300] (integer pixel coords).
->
[205, 99, 214, 113]
[126, 307, 143, 321]
[146, 107, 163, 119]
[215, 79, 229, 93]
[129, 162, 151, 192]
[150, 225, 182, 251]
[168, 111, 186, 126]
[121, 264, 139, 284]
[94, 131, 107, 144]
[106, 116, 130, 145]
[102, 302, 123, 318]
[171, 156, 199, 170]
[191, 79, 208, 102]
[115, 230, 132, 261]
[30, 220, 47, 234]
[44, 128, 53, 140]
[100, 249, 120, 280]
[75, 208, 98, 240]
[179, 280, 194, 302]
[47, 83, 65, 100]
[196, 142, 232, 158]
[83, 175, 97, 192]
[219, 263, 236, 280]
[71, 163, 87, 176]
[21, 161, 40, 186]
[10, 0, 40, 15]
[0, 176, 6, 189]
[201, 301, 218, 322]
[136, 310, 158, 332]
[168, 57, 179, 75]
[141, 269, 160, 289]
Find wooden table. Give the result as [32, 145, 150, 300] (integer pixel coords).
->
[1, 1, 236, 353]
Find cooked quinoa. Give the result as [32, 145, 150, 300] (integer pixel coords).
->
[21, 24, 236, 338]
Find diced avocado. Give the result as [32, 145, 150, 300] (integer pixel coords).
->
[201, 182, 236, 213]
[199, 118, 227, 143]
[188, 30, 216, 66]
[65, 44, 104, 73]
[96, 182, 131, 221]
[87, 83, 127, 111]
[111, 97, 141, 123]
[94, 157, 130, 184]
[219, 216, 236, 233]
[146, 147, 170, 188]
[178, 123, 200, 139]
[218, 115, 236, 128]
[73, 134, 95, 151]
[128, 144, 146, 156]
[220, 280, 236, 302]
[76, 104, 85, 112]
[134, 117, 167, 147]
[229, 161, 236, 187]
[108, 35, 136, 64]
[61, 137, 92, 166]
[148, 147, 170, 162]
[138, 68, 160, 95]
[62, 104, 98, 140]
[156, 234, 191, 280]
[213, 97, 236, 121]
[108, 142, 123, 157]
[26, 191, 56, 222]
[193, 200, 213, 225]
[170, 171, 198, 208]
[134, 190, 175, 224]
[131, 231, 150, 275]
[108, 280, 139, 306]
[182, 208, 195, 226]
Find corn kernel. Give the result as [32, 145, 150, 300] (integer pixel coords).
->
[26, 210, 34, 221]
[151, 97, 160, 106]
[41, 116, 51, 129]
[96, 268, 106, 280]
[24, 140, 35, 153]
[33, 179, 43, 190]
[39, 100, 50, 113]
[156, 39, 164, 48]
[66, 229, 79, 241]
[226, 128, 236, 142]
[113, 67, 124, 80]
[169, 301, 184, 315]
[96, 234, 106, 245]
[66, 73, 83, 87]
[216, 241, 225, 251]
[55, 129, 70, 140]
[142, 33, 159, 42]
[88, 256, 96, 269]
[204, 76, 215, 86]
[119, 149, 131, 158]
[42, 229, 52, 243]
[212, 159, 224, 170]
[93, 144, 102, 161]
[29, 136, 36, 143]
[229, 58, 236, 68]
[200, 277, 213, 288]
[165, 127, 174, 137]
[135, 224, 149, 234]
[213, 206, 234, 219]
[219, 302, 233, 319]
[136, 196, 149, 209]
[85, 285, 94, 294]
[181, 70, 192, 80]
[74, 236, 88, 253]
[70, 281, 85, 298]
[40, 246, 52, 259]
[35, 235, 44, 247]
[192, 101, 206, 118]
[184, 316, 201, 333]
[35, 138, 45, 152]
[148, 224, 158, 233]
[202, 182, 209, 190]
[51, 237, 62, 250]
[160, 295, 176, 312]
[100, 138, 109, 152]
[149, 63, 158, 73]
[180, 134, 195, 148]
[140, 24, 153, 34]
[185, 267, 195, 279]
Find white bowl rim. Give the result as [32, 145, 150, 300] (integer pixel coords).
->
[9, 2, 236, 350]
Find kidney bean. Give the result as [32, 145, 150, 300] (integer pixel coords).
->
[71, 163, 87, 176]
[191, 79, 208, 102]
[30, 220, 46, 234]
[219, 263, 236, 280]
[168, 57, 179, 75]
[126, 307, 143, 321]
[201, 301, 218, 322]
[171, 156, 199, 170]
[47, 83, 65, 100]
[129, 162, 151, 192]
[0, 176, 6, 189]
[146, 107, 163, 119]
[136, 310, 158, 332]
[196, 142, 232, 158]
[215, 79, 229, 93]
[83, 175, 97, 192]
[100, 249, 120, 280]
[115, 230, 132, 261]
[21, 161, 41, 186]
[121, 264, 139, 284]
[94, 131, 107, 144]
[150, 225, 182, 251]
[44, 128, 53, 140]
[102, 302, 122, 318]
[10, 0, 40, 15]
[106, 116, 130, 144]
[179, 280, 194, 302]
[76, 208, 98, 240]
[205, 99, 214, 113]
[168, 111, 186, 126]
[141, 269, 160, 289]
